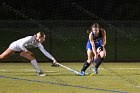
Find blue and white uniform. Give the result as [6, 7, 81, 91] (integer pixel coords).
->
[86, 29, 103, 51]
[9, 36, 55, 60]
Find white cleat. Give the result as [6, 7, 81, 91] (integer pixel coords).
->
[36, 72, 46, 76]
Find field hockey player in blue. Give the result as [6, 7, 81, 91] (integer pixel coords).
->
[80, 23, 106, 76]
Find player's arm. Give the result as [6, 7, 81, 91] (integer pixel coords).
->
[38, 44, 57, 62]
[89, 32, 98, 59]
[101, 30, 106, 47]
[97, 30, 106, 52]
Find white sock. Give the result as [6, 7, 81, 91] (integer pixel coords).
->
[31, 59, 41, 73]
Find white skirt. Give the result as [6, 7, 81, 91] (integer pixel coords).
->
[9, 42, 22, 52]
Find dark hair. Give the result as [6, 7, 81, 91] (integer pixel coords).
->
[87, 23, 100, 34]
[39, 32, 45, 37]
[35, 32, 45, 38]
[91, 23, 100, 28]
[37, 32, 45, 37]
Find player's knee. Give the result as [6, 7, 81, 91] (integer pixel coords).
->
[28, 53, 35, 60]
[20, 52, 35, 60]
[100, 52, 106, 58]
[27, 54, 35, 60]
[101, 55, 106, 58]
[30, 53, 35, 58]
[87, 59, 92, 63]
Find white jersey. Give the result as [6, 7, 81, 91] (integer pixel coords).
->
[9, 36, 55, 61]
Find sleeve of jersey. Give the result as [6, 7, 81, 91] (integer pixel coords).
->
[20, 36, 32, 52]
[38, 44, 55, 61]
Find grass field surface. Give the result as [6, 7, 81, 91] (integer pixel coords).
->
[0, 62, 140, 93]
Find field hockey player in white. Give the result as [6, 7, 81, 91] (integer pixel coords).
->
[0, 32, 58, 76]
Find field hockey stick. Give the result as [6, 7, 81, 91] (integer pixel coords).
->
[87, 59, 97, 75]
[88, 50, 102, 75]
[88, 46, 104, 74]
[56, 63, 81, 75]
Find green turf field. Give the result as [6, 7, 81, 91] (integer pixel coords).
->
[0, 62, 140, 93]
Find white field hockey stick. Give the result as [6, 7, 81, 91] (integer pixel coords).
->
[56, 63, 81, 75]
[87, 59, 97, 75]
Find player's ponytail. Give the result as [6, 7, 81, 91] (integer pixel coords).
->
[86, 29, 91, 35]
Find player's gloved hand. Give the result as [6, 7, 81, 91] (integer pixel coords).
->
[51, 60, 59, 67]
[99, 46, 103, 51]
[97, 46, 103, 53]
[53, 59, 57, 64]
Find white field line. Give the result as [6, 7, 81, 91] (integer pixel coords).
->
[99, 68, 140, 70]
[0, 70, 6, 72]
[20, 69, 57, 72]
[86, 67, 140, 74]
[0, 69, 57, 72]
[20, 69, 35, 71]
[125, 84, 140, 88]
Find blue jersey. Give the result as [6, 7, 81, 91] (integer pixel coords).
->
[86, 29, 103, 51]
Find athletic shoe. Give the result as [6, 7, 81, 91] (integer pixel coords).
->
[36, 72, 46, 76]
[51, 63, 59, 67]
[94, 68, 98, 74]
[80, 71, 85, 76]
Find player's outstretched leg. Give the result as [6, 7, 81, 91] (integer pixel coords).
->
[0, 48, 15, 59]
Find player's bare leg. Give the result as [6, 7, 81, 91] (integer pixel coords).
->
[20, 51, 46, 76]
[0, 48, 15, 59]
